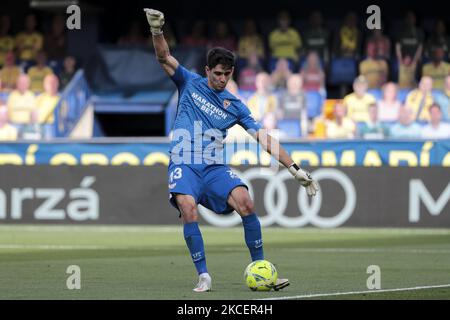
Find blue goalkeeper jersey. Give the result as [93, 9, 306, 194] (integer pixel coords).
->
[169, 65, 262, 164]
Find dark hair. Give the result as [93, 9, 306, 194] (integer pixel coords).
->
[207, 47, 235, 70]
[429, 103, 441, 112]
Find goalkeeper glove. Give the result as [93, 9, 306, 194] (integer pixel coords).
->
[143, 8, 165, 35]
[288, 163, 319, 197]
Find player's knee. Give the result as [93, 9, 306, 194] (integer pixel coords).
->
[181, 211, 198, 223]
[177, 199, 198, 222]
[237, 197, 254, 215]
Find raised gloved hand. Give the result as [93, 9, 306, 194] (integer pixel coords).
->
[143, 8, 165, 35]
[288, 163, 319, 197]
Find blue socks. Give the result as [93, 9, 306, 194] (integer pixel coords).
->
[241, 213, 264, 261]
[183, 214, 263, 274]
[183, 222, 208, 275]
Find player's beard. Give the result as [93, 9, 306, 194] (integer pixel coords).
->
[215, 79, 226, 90]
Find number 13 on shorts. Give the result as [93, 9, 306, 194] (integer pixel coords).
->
[170, 167, 183, 182]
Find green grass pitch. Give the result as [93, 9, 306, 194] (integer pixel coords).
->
[0, 225, 449, 300]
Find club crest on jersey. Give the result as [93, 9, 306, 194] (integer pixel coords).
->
[223, 99, 231, 109]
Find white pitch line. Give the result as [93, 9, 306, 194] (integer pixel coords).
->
[278, 247, 450, 254]
[1, 245, 449, 253]
[0, 244, 179, 250]
[1, 225, 450, 235]
[221, 247, 450, 254]
[0, 244, 108, 250]
[259, 284, 450, 300]
[0, 225, 183, 233]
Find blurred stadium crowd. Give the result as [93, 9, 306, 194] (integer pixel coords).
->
[0, 13, 77, 140]
[1, 8, 450, 140]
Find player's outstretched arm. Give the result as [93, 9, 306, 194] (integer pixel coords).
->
[144, 8, 179, 76]
[254, 129, 319, 197]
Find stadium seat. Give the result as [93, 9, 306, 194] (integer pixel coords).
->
[356, 121, 366, 135]
[381, 121, 396, 127]
[305, 90, 324, 119]
[48, 59, 64, 76]
[298, 55, 325, 72]
[0, 92, 9, 101]
[237, 90, 255, 101]
[432, 89, 444, 100]
[397, 89, 411, 103]
[422, 56, 431, 65]
[381, 121, 396, 135]
[390, 59, 399, 82]
[236, 57, 265, 73]
[367, 88, 382, 101]
[328, 57, 357, 85]
[268, 57, 295, 73]
[236, 57, 248, 72]
[19, 59, 36, 73]
[277, 119, 301, 138]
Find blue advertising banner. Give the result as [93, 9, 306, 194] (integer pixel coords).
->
[0, 140, 449, 166]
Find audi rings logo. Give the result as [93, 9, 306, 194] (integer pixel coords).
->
[198, 168, 357, 228]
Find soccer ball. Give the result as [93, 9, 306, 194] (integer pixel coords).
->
[244, 260, 278, 291]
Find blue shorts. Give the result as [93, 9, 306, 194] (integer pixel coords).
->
[168, 162, 247, 215]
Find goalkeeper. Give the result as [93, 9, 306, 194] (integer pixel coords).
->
[144, 9, 319, 293]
